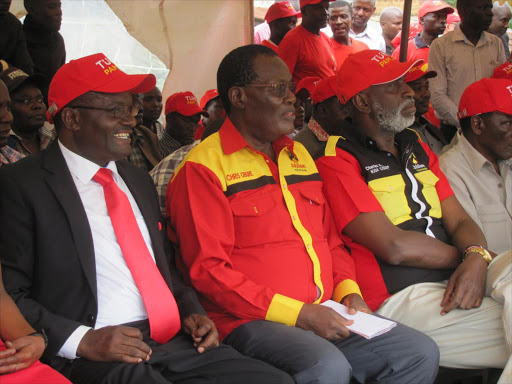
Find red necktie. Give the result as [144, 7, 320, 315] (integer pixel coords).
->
[93, 168, 181, 343]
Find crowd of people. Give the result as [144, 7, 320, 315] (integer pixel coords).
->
[0, 0, 511, 383]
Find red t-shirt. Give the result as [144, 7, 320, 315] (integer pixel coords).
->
[261, 39, 279, 53]
[278, 25, 337, 83]
[330, 38, 369, 71]
[392, 34, 430, 63]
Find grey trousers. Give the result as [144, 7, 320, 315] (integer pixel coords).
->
[224, 319, 440, 384]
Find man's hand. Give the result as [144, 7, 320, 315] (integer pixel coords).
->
[441, 253, 487, 315]
[182, 314, 219, 353]
[296, 303, 353, 341]
[0, 334, 45, 374]
[77, 326, 151, 363]
[342, 293, 372, 314]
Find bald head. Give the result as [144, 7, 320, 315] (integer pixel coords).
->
[380, 7, 403, 41]
[489, 2, 512, 36]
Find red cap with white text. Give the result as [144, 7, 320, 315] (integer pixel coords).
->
[47, 53, 155, 122]
[337, 50, 422, 104]
[165, 91, 209, 117]
[458, 78, 512, 119]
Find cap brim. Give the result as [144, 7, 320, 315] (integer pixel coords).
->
[374, 59, 424, 86]
[92, 73, 156, 95]
[405, 69, 437, 83]
[179, 106, 209, 117]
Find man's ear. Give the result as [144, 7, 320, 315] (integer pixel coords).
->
[352, 92, 371, 114]
[229, 87, 246, 111]
[471, 115, 485, 136]
[60, 107, 81, 134]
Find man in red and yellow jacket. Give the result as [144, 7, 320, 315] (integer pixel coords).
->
[167, 44, 439, 384]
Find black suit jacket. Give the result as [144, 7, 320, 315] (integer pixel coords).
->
[0, 141, 204, 371]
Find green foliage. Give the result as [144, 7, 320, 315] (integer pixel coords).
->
[445, 0, 457, 7]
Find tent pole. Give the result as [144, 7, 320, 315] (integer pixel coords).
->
[399, 0, 413, 62]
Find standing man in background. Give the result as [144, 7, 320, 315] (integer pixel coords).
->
[350, 0, 386, 52]
[379, 7, 403, 55]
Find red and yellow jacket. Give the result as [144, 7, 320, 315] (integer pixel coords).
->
[167, 118, 361, 340]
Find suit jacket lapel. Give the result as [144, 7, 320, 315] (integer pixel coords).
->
[42, 141, 98, 301]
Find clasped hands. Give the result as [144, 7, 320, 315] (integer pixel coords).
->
[0, 334, 46, 374]
[76, 313, 219, 364]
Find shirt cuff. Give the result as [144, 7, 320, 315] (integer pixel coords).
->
[265, 293, 304, 326]
[332, 279, 363, 303]
[56, 325, 92, 360]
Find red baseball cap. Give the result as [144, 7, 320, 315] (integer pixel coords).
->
[300, 0, 334, 9]
[492, 62, 512, 81]
[165, 91, 208, 117]
[311, 76, 337, 105]
[418, 1, 454, 20]
[337, 50, 422, 104]
[405, 62, 437, 83]
[446, 11, 460, 25]
[199, 89, 220, 110]
[296, 76, 321, 97]
[265, 2, 301, 23]
[458, 78, 512, 119]
[47, 53, 155, 122]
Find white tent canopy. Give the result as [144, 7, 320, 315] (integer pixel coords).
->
[11, 0, 253, 103]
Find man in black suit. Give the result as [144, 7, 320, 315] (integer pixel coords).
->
[0, 53, 293, 384]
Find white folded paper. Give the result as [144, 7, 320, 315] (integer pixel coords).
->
[321, 300, 397, 339]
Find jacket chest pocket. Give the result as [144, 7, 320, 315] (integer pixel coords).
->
[369, 175, 411, 225]
[230, 196, 281, 248]
[295, 187, 326, 236]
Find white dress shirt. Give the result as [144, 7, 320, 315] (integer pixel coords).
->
[349, 20, 386, 53]
[57, 141, 156, 359]
[439, 135, 512, 254]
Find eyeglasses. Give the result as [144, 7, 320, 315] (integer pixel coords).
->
[242, 82, 297, 98]
[68, 104, 140, 119]
[12, 96, 45, 106]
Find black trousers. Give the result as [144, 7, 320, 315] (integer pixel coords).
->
[68, 320, 293, 384]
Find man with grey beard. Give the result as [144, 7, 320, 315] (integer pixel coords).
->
[316, 50, 511, 374]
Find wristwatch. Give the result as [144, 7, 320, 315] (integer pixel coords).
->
[29, 329, 48, 348]
[463, 245, 492, 265]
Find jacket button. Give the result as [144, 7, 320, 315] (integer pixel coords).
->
[87, 314, 96, 324]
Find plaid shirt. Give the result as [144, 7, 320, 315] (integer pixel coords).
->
[150, 141, 199, 216]
[8, 123, 56, 156]
[0, 145, 25, 165]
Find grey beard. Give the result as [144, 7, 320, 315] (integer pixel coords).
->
[372, 99, 415, 133]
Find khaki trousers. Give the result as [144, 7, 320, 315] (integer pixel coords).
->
[376, 251, 512, 383]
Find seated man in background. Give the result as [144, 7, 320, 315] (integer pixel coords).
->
[168, 44, 440, 384]
[316, 50, 512, 381]
[160, 91, 207, 156]
[440, 78, 512, 254]
[0, 53, 293, 384]
[329, 1, 369, 71]
[279, 0, 337, 83]
[0, 66, 55, 156]
[405, 63, 447, 154]
[141, 86, 164, 137]
[379, 7, 403, 55]
[128, 93, 164, 172]
[0, 79, 25, 166]
[261, 1, 300, 53]
[151, 90, 226, 217]
[194, 88, 225, 140]
[294, 75, 348, 159]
